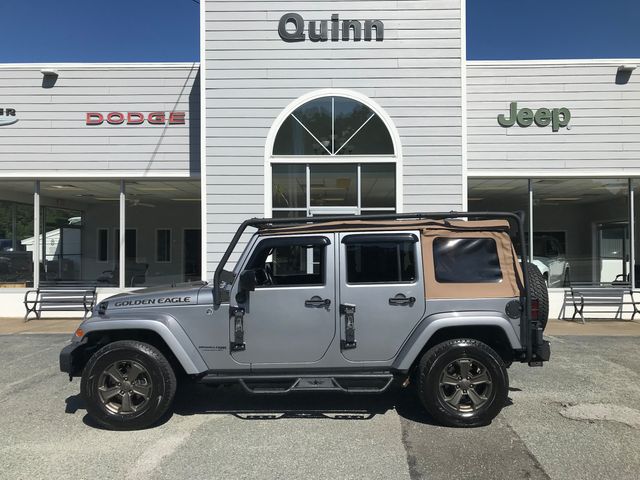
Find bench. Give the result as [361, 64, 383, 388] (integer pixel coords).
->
[561, 286, 640, 324]
[24, 281, 97, 322]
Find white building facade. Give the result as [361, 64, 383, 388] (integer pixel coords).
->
[0, 1, 638, 316]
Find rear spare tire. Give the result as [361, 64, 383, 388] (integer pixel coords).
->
[525, 262, 549, 330]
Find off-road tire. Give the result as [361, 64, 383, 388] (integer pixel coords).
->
[417, 339, 508, 428]
[81, 340, 177, 430]
[525, 262, 549, 329]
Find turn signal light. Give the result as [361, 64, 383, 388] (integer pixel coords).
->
[74, 328, 84, 338]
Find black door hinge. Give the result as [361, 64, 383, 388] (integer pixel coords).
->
[230, 306, 246, 351]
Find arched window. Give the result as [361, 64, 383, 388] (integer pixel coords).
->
[273, 96, 394, 156]
[266, 90, 401, 218]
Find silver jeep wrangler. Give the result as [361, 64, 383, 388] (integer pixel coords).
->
[60, 212, 550, 430]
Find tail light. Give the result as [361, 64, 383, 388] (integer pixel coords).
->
[530, 298, 540, 321]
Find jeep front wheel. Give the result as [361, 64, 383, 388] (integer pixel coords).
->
[417, 339, 508, 427]
[80, 340, 177, 430]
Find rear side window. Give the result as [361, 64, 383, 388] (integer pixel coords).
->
[346, 236, 417, 284]
[433, 237, 502, 283]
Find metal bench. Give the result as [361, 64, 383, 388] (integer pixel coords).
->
[561, 286, 640, 324]
[24, 281, 97, 322]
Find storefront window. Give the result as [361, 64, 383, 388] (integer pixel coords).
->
[273, 163, 396, 217]
[126, 180, 201, 286]
[40, 180, 120, 285]
[532, 178, 629, 286]
[0, 182, 35, 287]
[469, 178, 631, 287]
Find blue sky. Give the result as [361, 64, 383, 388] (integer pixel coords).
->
[467, 0, 640, 60]
[0, 0, 637, 62]
[0, 0, 199, 62]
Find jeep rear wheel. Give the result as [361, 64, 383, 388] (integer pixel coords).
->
[81, 340, 177, 430]
[417, 339, 508, 427]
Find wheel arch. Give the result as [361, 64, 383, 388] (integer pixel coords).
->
[393, 314, 521, 372]
[76, 318, 208, 376]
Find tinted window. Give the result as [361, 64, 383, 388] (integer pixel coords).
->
[346, 239, 416, 284]
[433, 238, 502, 283]
[247, 242, 325, 287]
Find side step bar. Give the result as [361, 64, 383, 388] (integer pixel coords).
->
[199, 373, 395, 394]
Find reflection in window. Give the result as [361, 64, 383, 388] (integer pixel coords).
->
[433, 238, 502, 283]
[247, 242, 325, 287]
[0, 182, 34, 287]
[273, 96, 394, 156]
[346, 238, 416, 284]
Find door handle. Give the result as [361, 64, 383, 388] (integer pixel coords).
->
[389, 294, 416, 306]
[305, 296, 331, 308]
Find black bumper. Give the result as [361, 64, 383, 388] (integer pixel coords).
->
[59, 342, 84, 376]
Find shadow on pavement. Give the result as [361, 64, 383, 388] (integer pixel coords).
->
[65, 382, 515, 428]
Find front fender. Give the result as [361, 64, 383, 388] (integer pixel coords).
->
[78, 314, 208, 375]
[392, 312, 521, 372]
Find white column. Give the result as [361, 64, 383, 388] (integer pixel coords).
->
[119, 180, 126, 288]
[33, 180, 40, 288]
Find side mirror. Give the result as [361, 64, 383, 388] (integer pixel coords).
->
[238, 269, 257, 293]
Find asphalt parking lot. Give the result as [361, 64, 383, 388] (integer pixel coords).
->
[0, 333, 639, 480]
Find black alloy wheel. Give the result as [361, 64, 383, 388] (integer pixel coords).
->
[81, 340, 177, 430]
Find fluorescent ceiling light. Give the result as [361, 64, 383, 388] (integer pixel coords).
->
[479, 186, 515, 191]
[46, 184, 79, 190]
[136, 186, 178, 192]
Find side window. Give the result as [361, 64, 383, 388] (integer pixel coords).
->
[246, 239, 326, 287]
[345, 236, 417, 284]
[433, 237, 502, 283]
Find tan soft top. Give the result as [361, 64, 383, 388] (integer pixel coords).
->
[259, 218, 512, 235]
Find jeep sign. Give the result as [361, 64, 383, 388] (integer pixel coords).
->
[278, 13, 384, 42]
[498, 102, 571, 132]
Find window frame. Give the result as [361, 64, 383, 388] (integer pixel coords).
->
[155, 228, 172, 264]
[265, 89, 403, 218]
[343, 233, 419, 286]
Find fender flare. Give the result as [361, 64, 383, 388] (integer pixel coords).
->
[392, 313, 521, 372]
[79, 315, 208, 375]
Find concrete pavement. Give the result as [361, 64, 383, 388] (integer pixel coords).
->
[0, 334, 639, 479]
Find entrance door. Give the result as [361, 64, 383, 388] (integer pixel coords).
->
[338, 232, 426, 362]
[230, 234, 336, 366]
[183, 229, 201, 282]
[597, 222, 630, 283]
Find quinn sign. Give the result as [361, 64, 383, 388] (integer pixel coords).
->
[86, 111, 186, 126]
[498, 102, 571, 132]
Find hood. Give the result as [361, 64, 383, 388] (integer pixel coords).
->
[102, 282, 207, 312]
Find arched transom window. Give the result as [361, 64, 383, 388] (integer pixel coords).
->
[268, 92, 400, 218]
[273, 96, 395, 156]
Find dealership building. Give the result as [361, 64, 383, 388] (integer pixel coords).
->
[0, 0, 639, 317]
